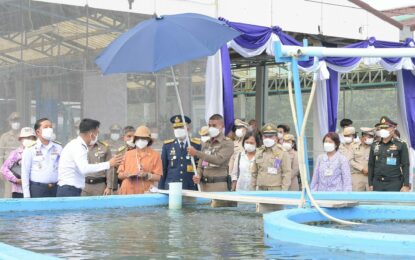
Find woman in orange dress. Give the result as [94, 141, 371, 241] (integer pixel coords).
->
[118, 126, 162, 194]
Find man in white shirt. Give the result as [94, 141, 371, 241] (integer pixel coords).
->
[21, 118, 62, 198]
[57, 118, 123, 197]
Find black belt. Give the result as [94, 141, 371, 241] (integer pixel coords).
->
[201, 176, 228, 183]
[85, 176, 107, 184]
[377, 175, 402, 182]
[30, 181, 57, 189]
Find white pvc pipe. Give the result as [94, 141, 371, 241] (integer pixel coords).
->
[169, 182, 183, 209]
[281, 46, 415, 58]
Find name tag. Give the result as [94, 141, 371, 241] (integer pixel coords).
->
[202, 160, 208, 167]
[324, 168, 333, 176]
[386, 157, 397, 166]
[267, 167, 278, 174]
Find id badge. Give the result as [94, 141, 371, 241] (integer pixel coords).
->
[202, 160, 208, 167]
[324, 168, 333, 176]
[267, 167, 278, 175]
[386, 157, 397, 166]
[187, 165, 194, 172]
[273, 158, 281, 169]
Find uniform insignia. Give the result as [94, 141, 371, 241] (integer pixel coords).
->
[381, 118, 386, 124]
[276, 143, 285, 151]
[374, 144, 379, 153]
[117, 145, 126, 154]
[28, 142, 36, 148]
[191, 137, 201, 145]
[52, 140, 62, 145]
[99, 141, 109, 147]
[225, 137, 232, 141]
[174, 116, 181, 123]
[389, 145, 398, 150]
[164, 139, 175, 144]
[273, 151, 280, 157]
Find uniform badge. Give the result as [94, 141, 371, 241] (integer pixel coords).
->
[374, 144, 379, 153]
[187, 165, 194, 172]
[389, 145, 398, 151]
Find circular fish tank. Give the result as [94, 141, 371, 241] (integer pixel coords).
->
[264, 205, 415, 257]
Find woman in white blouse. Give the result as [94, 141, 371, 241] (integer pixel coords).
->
[230, 132, 260, 191]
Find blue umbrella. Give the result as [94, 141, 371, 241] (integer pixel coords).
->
[95, 13, 241, 74]
[95, 13, 241, 192]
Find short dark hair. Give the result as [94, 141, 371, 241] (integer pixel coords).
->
[242, 131, 261, 147]
[323, 132, 341, 151]
[395, 129, 401, 138]
[79, 119, 100, 133]
[277, 124, 290, 133]
[123, 126, 135, 135]
[340, 119, 353, 128]
[209, 114, 223, 121]
[34, 118, 50, 131]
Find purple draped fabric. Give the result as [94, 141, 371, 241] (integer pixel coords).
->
[402, 70, 415, 148]
[220, 44, 234, 135]
[326, 68, 339, 132]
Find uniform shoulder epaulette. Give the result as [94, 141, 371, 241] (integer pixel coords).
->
[98, 140, 109, 147]
[257, 146, 265, 152]
[52, 140, 62, 145]
[191, 137, 201, 145]
[276, 143, 286, 151]
[28, 142, 37, 148]
[117, 145, 127, 153]
[164, 139, 175, 144]
[225, 137, 232, 141]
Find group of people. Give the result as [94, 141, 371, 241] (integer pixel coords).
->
[0, 111, 411, 200]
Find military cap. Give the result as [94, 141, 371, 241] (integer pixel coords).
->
[360, 127, 375, 136]
[170, 115, 191, 128]
[110, 124, 122, 132]
[343, 126, 356, 136]
[8, 112, 20, 121]
[19, 127, 35, 139]
[198, 126, 209, 136]
[134, 125, 151, 138]
[234, 119, 249, 128]
[283, 134, 295, 141]
[262, 123, 278, 135]
[378, 116, 397, 128]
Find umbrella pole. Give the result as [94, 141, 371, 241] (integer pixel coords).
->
[170, 66, 201, 192]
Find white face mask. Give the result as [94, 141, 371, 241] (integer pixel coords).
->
[22, 139, 35, 148]
[41, 128, 54, 141]
[11, 122, 20, 130]
[344, 137, 353, 144]
[379, 129, 390, 139]
[235, 128, 245, 138]
[244, 143, 256, 153]
[90, 132, 98, 146]
[364, 138, 374, 145]
[208, 127, 220, 138]
[201, 136, 210, 143]
[277, 133, 284, 139]
[263, 138, 275, 148]
[174, 128, 187, 140]
[323, 142, 336, 153]
[110, 133, 120, 141]
[126, 139, 135, 148]
[135, 139, 148, 149]
[282, 142, 292, 151]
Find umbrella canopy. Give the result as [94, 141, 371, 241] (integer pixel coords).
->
[95, 13, 241, 74]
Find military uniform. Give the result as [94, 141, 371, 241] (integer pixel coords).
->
[368, 117, 410, 191]
[339, 126, 358, 162]
[105, 124, 124, 156]
[195, 132, 234, 192]
[82, 141, 113, 196]
[350, 127, 374, 191]
[251, 123, 291, 191]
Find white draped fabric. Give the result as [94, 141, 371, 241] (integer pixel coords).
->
[205, 50, 223, 122]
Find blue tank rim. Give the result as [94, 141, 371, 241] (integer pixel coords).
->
[264, 205, 415, 256]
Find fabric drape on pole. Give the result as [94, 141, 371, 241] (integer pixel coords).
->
[205, 50, 223, 123]
[220, 45, 234, 135]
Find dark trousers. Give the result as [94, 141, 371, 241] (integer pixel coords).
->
[12, 192, 23, 198]
[373, 179, 403, 192]
[29, 181, 57, 198]
[56, 185, 82, 197]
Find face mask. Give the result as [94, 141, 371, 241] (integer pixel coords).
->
[110, 133, 120, 141]
[344, 137, 353, 144]
[244, 143, 256, 153]
[379, 129, 390, 139]
[201, 136, 210, 143]
[135, 139, 148, 149]
[375, 130, 381, 137]
[90, 132, 98, 146]
[50, 132, 56, 141]
[282, 142, 292, 151]
[41, 128, 54, 141]
[22, 139, 35, 148]
[364, 138, 374, 145]
[208, 127, 220, 138]
[126, 139, 135, 148]
[11, 122, 20, 130]
[235, 128, 245, 138]
[323, 142, 336, 153]
[277, 133, 284, 139]
[174, 128, 187, 140]
[263, 138, 275, 148]
[248, 126, 253, 132]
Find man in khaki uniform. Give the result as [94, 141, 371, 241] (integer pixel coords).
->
[282, 134, 300, 191]
[0, 112, 21, 198]
[251, 123, 291, 191]
[228, 119, 249, 175]
[188, 114, 234, 192]
[339, 126, 358, 161]
[350, 127, 374, 191]
[105, 124, 125, 156]
[82, 140, 114, 196]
